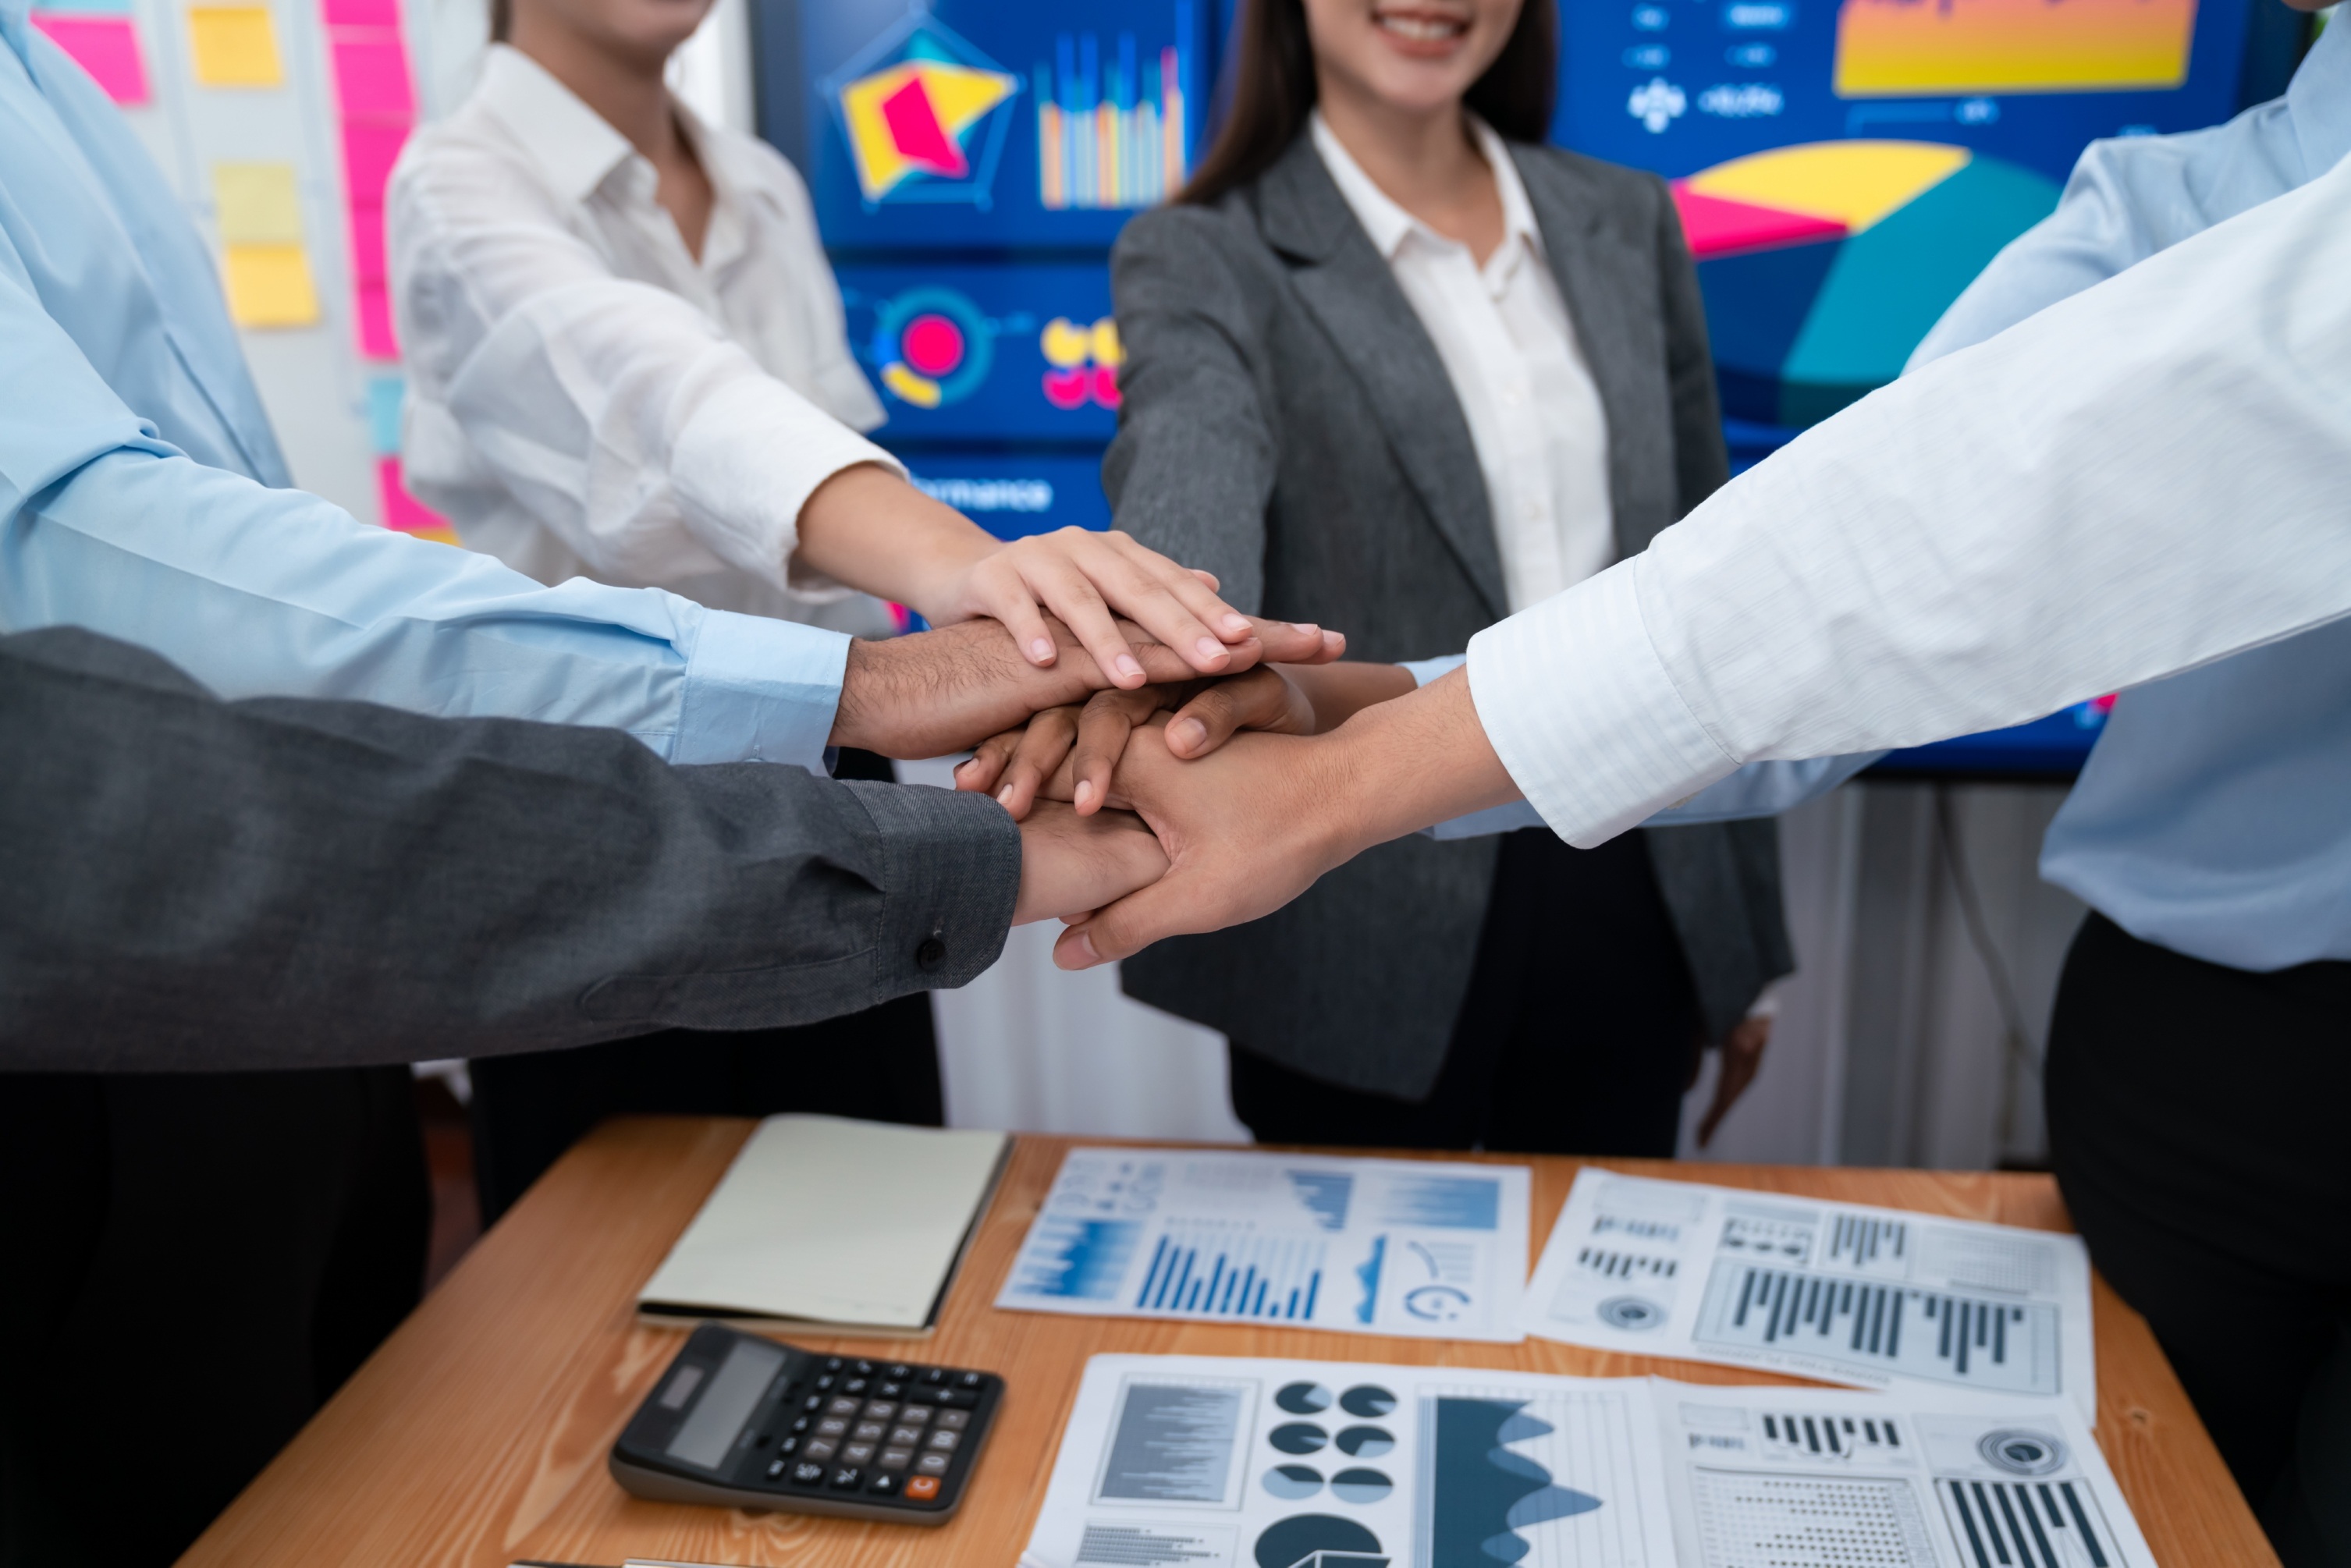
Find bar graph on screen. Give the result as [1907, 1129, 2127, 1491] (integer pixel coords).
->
[1034, 2, 1193, 210]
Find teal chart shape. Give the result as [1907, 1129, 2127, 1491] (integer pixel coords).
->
[1429, 1399, 1603, 1566]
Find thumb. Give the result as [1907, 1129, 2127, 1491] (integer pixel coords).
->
[1053, 871, 1200, 968]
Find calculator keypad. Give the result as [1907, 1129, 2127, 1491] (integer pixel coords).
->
[619, 1332, 999, 1523]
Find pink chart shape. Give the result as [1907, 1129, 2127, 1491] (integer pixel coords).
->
[880, 78, 968, 177]
[1671, 186, 1848, 261]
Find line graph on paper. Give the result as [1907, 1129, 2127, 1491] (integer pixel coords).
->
[1696, 1264, 2060, 1396]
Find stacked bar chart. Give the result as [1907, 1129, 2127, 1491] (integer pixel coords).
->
[1033, 2, 1192, 210]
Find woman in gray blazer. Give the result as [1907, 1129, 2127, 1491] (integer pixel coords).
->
[1103, 0, 1792, 1151]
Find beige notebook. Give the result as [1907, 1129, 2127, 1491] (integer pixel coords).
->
[637, 1114, 1010, 1336]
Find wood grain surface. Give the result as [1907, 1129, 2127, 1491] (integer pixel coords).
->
[176, 1119, 2275, 1568]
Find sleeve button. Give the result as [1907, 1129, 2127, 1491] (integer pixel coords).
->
[916, 937, 946, 969]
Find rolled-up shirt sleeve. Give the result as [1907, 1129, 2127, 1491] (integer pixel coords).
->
[390, 140, 899, 598]
[1468, 151, 2351, 846]
[0, 254, 846, 772]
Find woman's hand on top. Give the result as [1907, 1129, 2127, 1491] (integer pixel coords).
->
[914, 527, 1266, 688]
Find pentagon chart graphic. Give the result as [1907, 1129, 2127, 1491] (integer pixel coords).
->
[1836, 0, 2200, 98]
[823, 11, 1019, 209]
[1671, 140, 2060, 427]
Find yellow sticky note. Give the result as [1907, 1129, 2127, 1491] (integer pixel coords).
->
[212, 162, 302, 244]
[222, 242, 318, 328]
[188, 6, 282, 87]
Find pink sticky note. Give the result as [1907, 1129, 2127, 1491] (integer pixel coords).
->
[30, 13, 151, 105]
[346, 205, 385, 284]
[357, 282, 398, 359]
[339, 121, 407, 207]
[376, 458, 444, 530]
[322, 0, 401, 26]
[330, 34, 414, 121]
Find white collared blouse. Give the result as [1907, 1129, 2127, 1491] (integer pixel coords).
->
[390, 44, 897, 623]
[1309, 110, 1614, 616]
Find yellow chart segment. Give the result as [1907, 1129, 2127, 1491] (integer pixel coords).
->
[1835, 0, 2198, 97]
[840, 60, 1017, 200]
[1680, 140, 1973, 233]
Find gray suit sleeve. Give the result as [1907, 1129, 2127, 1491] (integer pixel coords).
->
[0, 628, 1019, 1071]
[1652, 172, 1731, 517]
[1102, 207, 1280, 612]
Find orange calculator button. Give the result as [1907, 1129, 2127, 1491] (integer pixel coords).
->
[904, 1475, 941, 1501]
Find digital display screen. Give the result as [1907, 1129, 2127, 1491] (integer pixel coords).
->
[663, 1338, 786, 1471]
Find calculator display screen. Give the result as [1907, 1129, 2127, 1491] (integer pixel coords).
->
[664, 1337, 784, 1470]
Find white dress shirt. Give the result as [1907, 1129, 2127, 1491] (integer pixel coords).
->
[1311, 112, 1614, 613]
[1465, 144, 2351, 849]
[390, 46, 899, 623]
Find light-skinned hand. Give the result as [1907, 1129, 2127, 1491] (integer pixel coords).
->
[794, 465, 1268, 686]
[1012, 800, 1170, 924]
[1049, 669, 1527, 969]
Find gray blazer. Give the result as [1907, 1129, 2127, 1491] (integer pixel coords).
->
[0, 627, 1018, 1071]
[1106, 133, 1793, 1098]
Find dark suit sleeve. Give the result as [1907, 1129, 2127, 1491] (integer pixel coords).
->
[1652, 172, 1732, 518]
[1102, 206, 1281, 613]
[0, 628, 1019, 1071]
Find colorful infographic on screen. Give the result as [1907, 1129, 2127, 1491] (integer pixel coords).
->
[801, 0, 1213, 249]
[1558, 0, 2253, 433]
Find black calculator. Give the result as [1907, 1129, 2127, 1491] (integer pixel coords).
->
[609, 1324, 1003, 1524]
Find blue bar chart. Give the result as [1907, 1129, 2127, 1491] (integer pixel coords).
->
[1133, 1226, 1325, 1321]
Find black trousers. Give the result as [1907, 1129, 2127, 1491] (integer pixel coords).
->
[0, 1067, 426, 1568]
[467, 747, 946, 1224]
[1229, 827, 1702, 1155]
[2046, 913, 2351, 1567]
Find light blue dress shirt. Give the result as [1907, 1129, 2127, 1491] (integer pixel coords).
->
[0, 0, 845, 769]
[1909, 21, 2351, 972]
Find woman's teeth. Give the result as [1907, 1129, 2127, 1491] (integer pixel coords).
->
[1375, 12, 1467, 41]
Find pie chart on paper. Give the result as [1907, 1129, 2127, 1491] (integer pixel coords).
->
[1671, 140, 2062, 428]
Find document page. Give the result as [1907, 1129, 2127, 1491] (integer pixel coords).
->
[996, 1148, 1531, 1342]
[1653, 1379, 2152, 1568]
[1018, 1354, 1678, 1568]
[1523, 1171, 2097, 1423]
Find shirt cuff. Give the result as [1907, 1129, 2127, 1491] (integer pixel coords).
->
[840, 779, 1021, 993]
[670, 603, 850, 770]
[1465, 559, 1740, 847]
[669, 376, 908, 601]
[1400, 653, 1466, 687]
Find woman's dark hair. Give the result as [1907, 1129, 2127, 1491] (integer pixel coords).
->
[491, 0, 511, 43]
[1178, 0, 1557, 206]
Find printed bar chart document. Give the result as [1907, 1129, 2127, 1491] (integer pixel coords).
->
[1524, 1171, 2097, 1423]
[1018, 1357, 2154, 1568]
[1017, 1354, 1678, 1568]
[996, 1148, 1531, 1342]
[1653, 1379, 2154, 1568]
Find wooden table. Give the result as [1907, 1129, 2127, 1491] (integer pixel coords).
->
[178, 1119, 2274, 1568]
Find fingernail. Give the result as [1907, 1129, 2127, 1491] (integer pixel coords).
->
[1291, 622, 1319, 636]
[1074, 779, 1095, 807]
[1322, 630, 1343, 649]
[1030, 638, 1056, 662]
[1076, 931, 1102, 965]
[1170, 718, 1207, 753]
[996, 786, 1014, 805]
[1114, 654, 1145, 683]
[1220, 613, 1252, 635]
[1194, 637, 1229, 664]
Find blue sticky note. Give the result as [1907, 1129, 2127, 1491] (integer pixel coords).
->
[365, 375, 403, 455]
